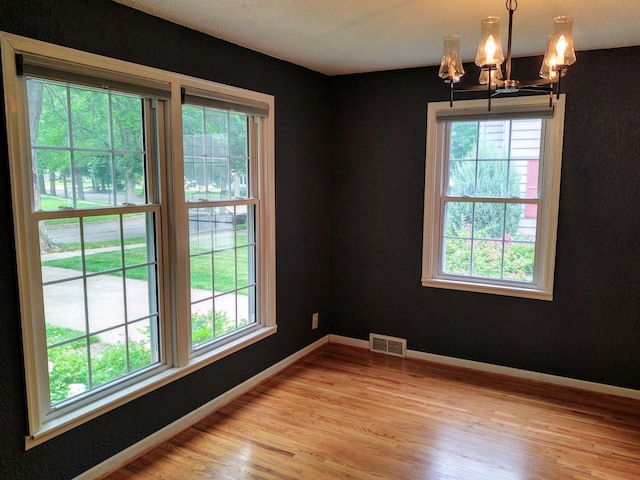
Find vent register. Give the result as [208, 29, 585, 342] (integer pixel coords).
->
[369, 334, 407, 358]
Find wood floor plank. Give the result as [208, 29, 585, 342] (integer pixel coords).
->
[103, 344, 640, 479]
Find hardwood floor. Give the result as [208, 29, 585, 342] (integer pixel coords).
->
[104, 343, 640, 479]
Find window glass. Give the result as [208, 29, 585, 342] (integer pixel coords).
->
[442, 119, 542, 284]
[28, 80, 147, 211]
[184, 105, 256, 349]
[28, 78, 161, 406]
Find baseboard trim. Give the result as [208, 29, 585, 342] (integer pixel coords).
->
[328, 334, 640, 401]
[79, 336, 330, 480]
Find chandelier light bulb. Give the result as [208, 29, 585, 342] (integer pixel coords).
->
[475, 16, 505, 67]
[550, 16, 576, 66]
[540, 36, 559, 79]
[555, 35, 567, 63]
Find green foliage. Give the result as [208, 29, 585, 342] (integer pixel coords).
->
[446, 120, 523, 239]
[450, 122, 478, 159]
[28, 80, 145, 206]
[46, 324, 154, 404]
[191, 309, 248, 347]
[46, 309, 248, 403]
[444, 222, 535, 281]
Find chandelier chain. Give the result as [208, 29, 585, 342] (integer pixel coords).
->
[506, 0, 518, 13]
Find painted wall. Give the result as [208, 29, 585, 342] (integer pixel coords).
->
[0, 0, 330, 478]
[329, 50, 640, 390]
[1, 0, 639, 478]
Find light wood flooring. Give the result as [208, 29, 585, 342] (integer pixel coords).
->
[104, 343, 640, 479]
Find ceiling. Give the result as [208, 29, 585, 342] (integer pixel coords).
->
[113, 0, 640, 76]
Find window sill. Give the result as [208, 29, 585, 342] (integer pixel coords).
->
[421, 277, 552, 301]
[26, 325, 277, 449]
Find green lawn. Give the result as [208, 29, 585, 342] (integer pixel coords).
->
[41, 236, 250, 293]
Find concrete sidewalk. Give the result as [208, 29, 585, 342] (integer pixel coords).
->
[41, 265, 249, 345]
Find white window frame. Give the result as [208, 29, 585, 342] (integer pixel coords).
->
[1, 32, 276, 448]
[422, 95, 565, 300]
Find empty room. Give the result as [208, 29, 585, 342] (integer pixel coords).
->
[1, 1, 639, 478]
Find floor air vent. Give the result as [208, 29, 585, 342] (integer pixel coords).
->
[369, 333, 407, 358]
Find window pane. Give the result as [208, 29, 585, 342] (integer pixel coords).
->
[471, 240, 504, 278]
[473, 202, 505, 240]
[40, 218, 83, 277]
[192, 299, 214, 347]
[28, 80, 70, 148]
[214, 249, 235, 293]
[229, 113, 247, 157]
[70, 87, 110, 149]
[128, 317, 157, 372]
[111, 94, 144, 151]
[447, 160, 476, 196]
[86, 274, 125, 333]
[189, 207, 214, 251]
[126, 266, 155, 321]
[48, 338, 89, 404]
[478, 120, 509, 159]
[510, 119, 542, 159]
[183, 106, 250, 202]
[191, 253, 213, 291]
[476, 161, 508, 197]
[444, 202, 473, 237]
[237, 286, 255, 328]
[123, 213, 155, 266]
[449, 122, 477, 160]
[215, 291, 237, 336]
[33, 150, 73, 210]
[91, 329, 127, 388]
[504, 241, 535, 282]
[43, 279, 86, 344]
[115, 153, 145, 205]
[443, 238, 471, 275]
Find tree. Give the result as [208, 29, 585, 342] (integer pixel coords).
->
[446, 121, 522, 239]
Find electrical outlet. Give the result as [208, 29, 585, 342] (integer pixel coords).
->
[312, 312, 319, 329]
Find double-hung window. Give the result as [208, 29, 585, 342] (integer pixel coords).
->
[1, 32, 275, 447]
[422, 96, 565, 300]
[180, 88, 268, 352]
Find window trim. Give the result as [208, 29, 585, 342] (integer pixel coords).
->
[422, 95, 565, 301]
[1, 31, 276, 448]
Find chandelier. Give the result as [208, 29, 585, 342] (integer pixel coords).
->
[438, 0, 576, 110]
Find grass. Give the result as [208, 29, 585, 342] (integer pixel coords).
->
[42, 234, 250, 292]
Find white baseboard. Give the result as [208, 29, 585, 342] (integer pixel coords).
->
[78, 336, 329, 480]
[328, 334, 640, 401]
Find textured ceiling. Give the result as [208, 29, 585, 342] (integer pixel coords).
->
[113, 0, 640, 75]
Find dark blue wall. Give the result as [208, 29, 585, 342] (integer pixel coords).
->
[1, 0, 639, 478]
[0, 0, 330, 478]
[329, 50, 640, 389]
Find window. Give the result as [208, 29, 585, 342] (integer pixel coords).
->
[1, 32, 275, 447]
[182, 98, 260, 351]
[29, 79, 162, 407]
[422, 96, 565, 300]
